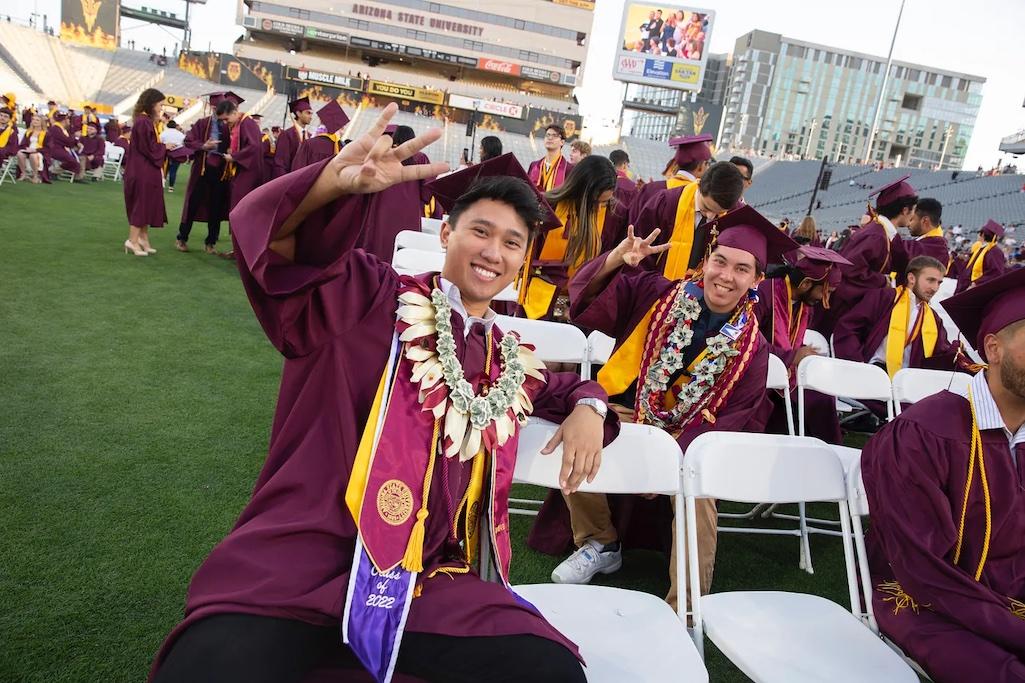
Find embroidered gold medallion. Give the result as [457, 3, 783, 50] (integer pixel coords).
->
[377, 479, 413, 526]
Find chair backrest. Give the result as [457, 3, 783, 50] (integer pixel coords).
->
[892, 368, 972, 408]
[797, 355, 892, 402]
[392, 230, 442, 260]
[391, 247, 446, 274]
[496, 315, 588, 366]
[847, 459, 870, 517]
[421, 217, 444, 235]
[514, 418, 682, 495]
[105, 144, 124, 162]
[766, 353, 789, 391]
[935, 277, 957, 303]
[682, 432, 847, 503]
[587, 330, 615, 366]
[803, 329, 830, 356]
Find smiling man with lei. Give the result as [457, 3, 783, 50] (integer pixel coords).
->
[149, 104, 617, 683]
[530, 204, 795, 609]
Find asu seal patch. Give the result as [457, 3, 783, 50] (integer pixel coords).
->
[377, 479, 413, 526]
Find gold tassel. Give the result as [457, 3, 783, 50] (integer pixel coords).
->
[400, 418, 442, 573]
[1011, 598, 1025, 620]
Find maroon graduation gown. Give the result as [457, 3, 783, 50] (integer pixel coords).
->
[78, 135, 105, 170]
[151, 158, 617, 678]
[0, 124, 19, 162]
[813, 220, 893, 338]
[832, 286, 958, 370]
[178, 116, 229, 225]
[261, 134, 274, 183]
[753, 279, 841, 444]
[627, 179, 667, 227]
[356, 151, 436, 261]
[863, 390, 1025, 682]
[123, 115, 166, 227]
[528, 254, 772, 554]
[44, 123, 80, 173]
[890, 233, 950, 275]
[614, 173, 637, 212]
[526, 156, 572, 191]
[631, 183, 715, 274]
[271, 125, 306, 179]
[957, 245, 1007, 293]
[104, 118, 121, 142]
[291, 134, 338, 170]
[227, 115, 265, 212]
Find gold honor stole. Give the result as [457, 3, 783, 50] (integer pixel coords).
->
[0, 124, 13, 149]
[319, 132, 341, 155]
[222, 113, 249, 181]
[661, 182, 701, 280]
[539, 157, 561, 191]
[519, 201, 607, 320]
[884, 286, 938, 378]
[968, 239, 997, 283]
[665, 175, 692, 190]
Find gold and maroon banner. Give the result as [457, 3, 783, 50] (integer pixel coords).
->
[61, 0, 120, 50]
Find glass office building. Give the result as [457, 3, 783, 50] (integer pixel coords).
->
[721, 30, 984, 169]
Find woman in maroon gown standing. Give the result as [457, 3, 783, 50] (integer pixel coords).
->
[123, 88, 170, 257]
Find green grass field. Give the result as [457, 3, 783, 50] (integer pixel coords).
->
[1, 169, 856, 682]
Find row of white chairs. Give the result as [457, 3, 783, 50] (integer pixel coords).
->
[513, 424, 923, 682]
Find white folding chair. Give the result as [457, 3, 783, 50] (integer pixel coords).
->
[391, 248, 519, 302]
[0, 156, 17, 186]
[586, 330, 615, 370]
[421, 217, 443, 235]
[683, 432, 918, 682]
[103, 144, 125, 181]
[803, 329, 830, 356]
[891, 368, 972, 416]
[846, 461, 934, 681]
[391, 230, 443, 261]
[791, 356, 892, 573]
[514, 419, 709, 683]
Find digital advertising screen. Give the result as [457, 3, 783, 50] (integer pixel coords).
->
[613, 2, 714, 91]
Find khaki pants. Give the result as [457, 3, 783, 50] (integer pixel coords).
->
[563, 492, 718, 610]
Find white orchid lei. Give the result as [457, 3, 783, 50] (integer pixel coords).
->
[396, 287, 546, 462]
[638, 286, 744, 431]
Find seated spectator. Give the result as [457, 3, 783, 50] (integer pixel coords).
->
[17, 115, 49, 183]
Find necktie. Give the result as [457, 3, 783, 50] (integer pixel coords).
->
[689, 216, 710, 270]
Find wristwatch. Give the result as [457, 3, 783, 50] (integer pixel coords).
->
[576, 397, 608, 420]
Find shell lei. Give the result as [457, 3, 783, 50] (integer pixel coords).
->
[638, 286, 745, 431]
[396, 288, 546, 462]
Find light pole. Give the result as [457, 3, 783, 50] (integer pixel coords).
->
[804, 117, 818, 159]
[863, 0, 907, 164]
[938, 124, 955, 169]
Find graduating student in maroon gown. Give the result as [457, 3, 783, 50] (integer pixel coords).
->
[862, 267, 1025, 683]
[104, 116, 121, 142]
[625, 134, 712, 227]
[45, 111, 82, 178]
[0, 107, 18, 163]
[814, 175, 918, 338]
[291, 99, 349, 170]
[272, 96, 312, 179]
[113, 121, 131, 153]
[527, 124, 573, 192]
[756, 246, 851, 444]
[957, 219, 1008, 293]
[175, 93, 231, 254]
[532, 205, 791, 609]
[357, 124, 439, 261]
[220, 95, 265, 212]
[889, 197, 950, 276]
[122, 89, 169, 257]
[608, 149, 637, 209]
[78, 121, 105, 178]
[150, 105, 617, 683]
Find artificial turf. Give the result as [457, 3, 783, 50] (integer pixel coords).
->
[1, 169, 856, 682]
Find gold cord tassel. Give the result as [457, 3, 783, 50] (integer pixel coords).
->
[401, 418, 442, 573]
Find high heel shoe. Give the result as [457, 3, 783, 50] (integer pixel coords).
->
[141, 244, 157, 254]
[124, 240, 148, 256]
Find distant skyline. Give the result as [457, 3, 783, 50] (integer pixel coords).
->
[17, 0, 1025, 169]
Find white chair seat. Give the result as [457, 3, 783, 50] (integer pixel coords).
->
[516, 584, 708, 683]
[702, 591, 917, 683]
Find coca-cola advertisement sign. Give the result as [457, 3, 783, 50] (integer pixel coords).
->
[477, 58, 521, 76]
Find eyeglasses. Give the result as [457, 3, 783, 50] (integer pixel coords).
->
[544, 132, 562, 139]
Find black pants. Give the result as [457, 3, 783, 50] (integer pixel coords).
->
[167, 160, 181, 188]
[177, 177, 227, 246]
[153, 613, 585, 683]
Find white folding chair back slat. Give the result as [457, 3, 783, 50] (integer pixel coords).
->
[803, 329, 830, 356]
[797, 355, 893, 405]
[495, 315, 588, 373]
[421, 217, 443, 234]
[891, 368, 972, 415]
[514, 419, 708, 682]
[766, 353, 789, 391]
[587, 330, 615, 367]
[392, 230, 443, 260]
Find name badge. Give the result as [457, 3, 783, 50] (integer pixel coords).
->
[720, 323, 742, 341]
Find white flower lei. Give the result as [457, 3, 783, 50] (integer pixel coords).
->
[638, 286, 743, 430]
[395, 288, 546, 461]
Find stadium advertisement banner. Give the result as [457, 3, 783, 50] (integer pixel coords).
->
[614, 2, 713, 92]
[284, 67, 363, 92]
[448, 94, 524, 120]
[259, 17, 305, 37]
[367, 80, 445, 105]
[303, 26, 349, 45]
[61, 0, 120, 51]
[349, 36, 477, 68]
[219, 54, 282, 91]
[477, 59, 521, 77]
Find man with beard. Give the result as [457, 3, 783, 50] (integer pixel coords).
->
[861, 266, 1025, 682]
[889, 197, 950, 276]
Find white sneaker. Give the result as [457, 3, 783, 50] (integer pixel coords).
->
[551, 540, 622, 584]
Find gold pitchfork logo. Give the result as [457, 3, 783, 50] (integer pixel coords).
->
[81, 0, 102, 32]
[693, 107, 709, 135]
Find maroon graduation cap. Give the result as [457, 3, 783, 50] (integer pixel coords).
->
[980, 218, 1005, 238]
[711, 204, 801, 269]
[869, 174, 916, 207]
[271, 125, 281, 134]
[204, 91, 241, 107]
[942, 267, 1025, 361]
[668, 133, 713, 166]
[316, 99, 350, 133]
[790, 245, 851, 288]
[288, 96, 312, 114]
[383, 124, 398, 135]
[425, 152, 561, 231]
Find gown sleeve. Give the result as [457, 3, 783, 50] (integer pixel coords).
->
[132, 118, 167, 168]
[568, 252, 672, 342]
[832, 292, 880, 362]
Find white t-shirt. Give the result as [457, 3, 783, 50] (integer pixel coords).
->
[160, 128, 185, 147]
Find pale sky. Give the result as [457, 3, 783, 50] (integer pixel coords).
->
[19, 0, 1025, 169]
